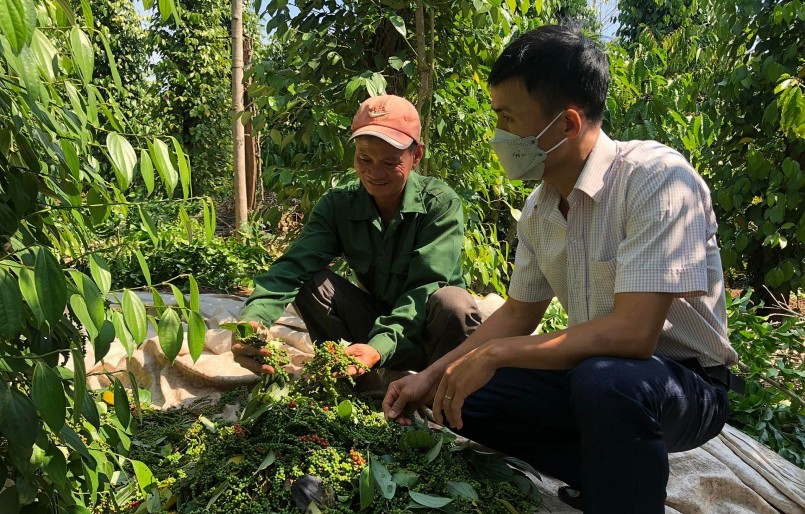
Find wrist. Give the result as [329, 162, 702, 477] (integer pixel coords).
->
[478, 340, 503, 370]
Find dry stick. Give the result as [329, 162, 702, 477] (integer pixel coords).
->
[735, 287, 805, 406]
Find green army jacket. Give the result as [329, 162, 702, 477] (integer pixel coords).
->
[240, 171, 466, 366]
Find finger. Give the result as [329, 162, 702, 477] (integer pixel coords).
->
[248, 321, 261, 330]
[445, 391, 465, 430]
[382, 382, 400, 418]
[432, 377, 448, 426]
[231, 343, 267, 357]
[260, 364, 276, 375]
[233, 352, 265, 375]
[383, 382, 411, 420]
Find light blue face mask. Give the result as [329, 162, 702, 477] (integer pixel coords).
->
[490, 110, 567, 181]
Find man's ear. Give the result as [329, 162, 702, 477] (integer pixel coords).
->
[412, 144, 425, 166]
[563, 108, 583, 140]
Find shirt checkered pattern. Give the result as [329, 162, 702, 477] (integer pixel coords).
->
[509, 132, 738, 367]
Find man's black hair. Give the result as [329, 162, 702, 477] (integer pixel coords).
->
[489, 25, 609, 123]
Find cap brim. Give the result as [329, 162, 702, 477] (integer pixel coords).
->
[349, 126, 414, 150]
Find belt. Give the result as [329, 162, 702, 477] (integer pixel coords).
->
[679, 358, 745, 395]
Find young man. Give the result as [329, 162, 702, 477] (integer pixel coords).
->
[382, 26, 739, 513]
[233, 95, 481, 377]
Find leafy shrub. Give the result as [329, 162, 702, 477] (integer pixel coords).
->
[726, 291, 805, 468]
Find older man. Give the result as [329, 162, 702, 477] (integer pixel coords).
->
[233, 95, 481, 376]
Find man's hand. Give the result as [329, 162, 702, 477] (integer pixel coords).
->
[432, 345, 497, 430]
[231, 320, 276, 375]
[343, 344, 381, 376]
[382, 371, 440, 426]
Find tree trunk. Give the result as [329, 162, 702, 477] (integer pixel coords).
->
[243, 37, 259, 211]
[414, 0, 433, 175]
[232, 0, 248, 230]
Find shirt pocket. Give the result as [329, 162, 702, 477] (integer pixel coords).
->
[389, 252, 413, 278]
[589, 259, 616, 317]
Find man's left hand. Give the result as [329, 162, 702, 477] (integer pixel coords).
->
[344, 344, 381, 376]
[432, 345, 497, 430]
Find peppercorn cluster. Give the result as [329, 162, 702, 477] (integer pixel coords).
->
[125, 342, 541, 513]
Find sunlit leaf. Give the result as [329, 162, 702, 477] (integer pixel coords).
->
[0, 0, 36, 54]
[69, 26, 94, 84]
[186, 310, 206, 362]
[107, 132, 137, 191]
[122, 289, 148, 343]
[158, 307, 183, 362]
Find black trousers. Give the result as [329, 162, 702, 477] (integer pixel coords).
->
[455, 355, 730, 514]
[293, 269, 482, 371]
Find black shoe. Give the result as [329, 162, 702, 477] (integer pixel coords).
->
[558, 486, 584, 511]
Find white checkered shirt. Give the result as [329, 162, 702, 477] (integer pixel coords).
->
[509, 132, 738, 367]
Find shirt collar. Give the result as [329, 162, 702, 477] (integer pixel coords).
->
[572, 131, 618, 203]
[349, 171, 426, 220]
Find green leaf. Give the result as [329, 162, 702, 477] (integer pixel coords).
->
[186, 310, 206, 362]
[158, 307, 183, 363]
[0, 0, 36, 54]
[89, 254, 111, 298]
[133, 249, 151, 286]
[388, 13, 406, 37]
[0, 388, 40, 454]
[113, 378, 131, 429]
[0, 486, 20, 514]
[18, 45, 41, 100]
[345, 77, 363, 99]
[140, 149, 154, 195]
[337, 399, 353, 420]
[171, 136, 191, 198]
[32, 362, 66, 433]
[112, 311, 135, 358]
[0, 267, 22, 338]
[202, 198, 216, 242]
[446, 481, 478, 500]
[253, 451, 275, 475]
[69, 26, 94, 84]
[94, 319, 115, 361]
[178, 205, 193, 241]
[43, 442, 68, 487]
[71, 348, 86, 424]
[123, 289, 148, 343]
[359, 465, 373, 510]
[60, 140, 80, 181]
[408, 491, 452, 508]
[149, 138, 178, 197]
[205, 480, 230, 510]
[97, 30, 122, 91]
[138, 205, 159, 246]
[392, 469, 419, 487]
[130, 459, 156, 494]
[370, 455, 396, 500]
[69, 270, 104, 330]
[106, 132, 137, 191]
[399, 430, 435, 449]
[0, 381, 10, 425]
[69, 294, 98, 339]
[425, 433, 444, 463]
[497, 498, 521, 513]
[188, 274, 199, 311]
[168, 283, 187, 309]
[20, 247, 68, 328]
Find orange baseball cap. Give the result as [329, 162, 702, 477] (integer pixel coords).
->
[349, 95, 421, 149]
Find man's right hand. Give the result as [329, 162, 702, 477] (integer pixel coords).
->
[382, 370, 440, 425]
[231, 320, 276, 375]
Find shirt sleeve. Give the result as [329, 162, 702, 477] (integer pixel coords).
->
[240, 192, 341, 325]
[508, 191, 554, 303]
[366, 196, 465, 366]
[615, 160, 710, 296]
